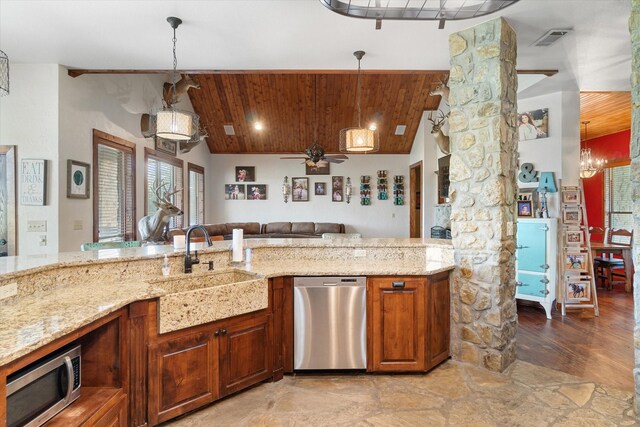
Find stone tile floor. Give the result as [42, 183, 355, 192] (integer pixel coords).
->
[165, 360, 637, 426]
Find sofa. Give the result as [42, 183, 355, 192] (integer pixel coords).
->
[169, 222, 345, 240]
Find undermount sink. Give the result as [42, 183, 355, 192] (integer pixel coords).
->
[152, 269, 269, 334]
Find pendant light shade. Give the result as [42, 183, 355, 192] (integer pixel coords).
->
[339, 51, 379, 153]
[148, 17, 199, 143]
[155, 109, 197, 140]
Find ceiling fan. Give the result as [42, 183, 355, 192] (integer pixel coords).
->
[280, 142, 348, 167]
[280, 75, 348, 167]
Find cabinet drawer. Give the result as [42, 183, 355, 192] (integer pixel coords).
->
[516, 272, 549, 298]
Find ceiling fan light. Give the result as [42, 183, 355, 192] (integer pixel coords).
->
[155, 108, 198, 140]
[340, 127, 379, 153]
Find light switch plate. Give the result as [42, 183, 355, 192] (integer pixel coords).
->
[73, 220, 83, 231]
[0, 282, 17, 300]
[27, 220, 47, 232]
[39, 235, 47, 246]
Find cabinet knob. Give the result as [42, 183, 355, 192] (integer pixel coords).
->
[214, 329, 220, 337]
[221, 328, 228, 335]
[539, 264, 549, 270]
[392, 281, 405, 289]
[516, 245, 528, 250]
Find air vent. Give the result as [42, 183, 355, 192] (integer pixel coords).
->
[532, 29, 571, 47]
[395, 125, 406, 136]
[223, 124, 235, 136]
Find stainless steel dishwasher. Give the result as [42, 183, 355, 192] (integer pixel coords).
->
[293, 276, 366, 370]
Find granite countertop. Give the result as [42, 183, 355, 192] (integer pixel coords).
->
[0, 238, 454, 366]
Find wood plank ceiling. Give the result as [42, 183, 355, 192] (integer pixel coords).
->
[188, 72, 447, 155]
[579, 92, 631, 140]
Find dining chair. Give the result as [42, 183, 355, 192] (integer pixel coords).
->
[593, 228, 633, 290]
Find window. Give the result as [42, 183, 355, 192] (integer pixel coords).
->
[188, 163, 205, 225]
[604, 164, 632, 233]
[145, 148, 184, 230]
[93, 130, 136, 242]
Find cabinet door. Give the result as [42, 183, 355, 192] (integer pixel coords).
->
[426, 272, 450, 370]
[517, 272, 549, 298]
[148, 330, 216, 424]
[368, 277, 426, 372]
[90, 391, 127, 427]
[218, 314, 273, 398]
[517, 221, 548, 273]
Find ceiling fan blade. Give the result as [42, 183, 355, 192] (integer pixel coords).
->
[325, 154, 349, 160]
[306, 160, 316, 167]
[280, 156, 308, 159]
[326, 158, 345, 164]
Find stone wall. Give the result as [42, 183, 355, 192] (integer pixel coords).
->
[447, 17, 519, 372]
[630, 0, 640, 413]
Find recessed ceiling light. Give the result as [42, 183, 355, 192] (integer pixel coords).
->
[254, 122, 264, 131]
[223, 124, 235, 136]
[368, 123, 377, 131]
[395, 125, 406, 136]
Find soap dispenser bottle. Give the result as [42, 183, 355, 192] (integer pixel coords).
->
[162, 254, 171, 277]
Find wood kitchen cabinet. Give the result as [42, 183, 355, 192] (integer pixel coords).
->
[367, 273, 450, 372]
[148, 329, 217, 424]
[148, 310, 273, 425]
[218, 314, 273, 398]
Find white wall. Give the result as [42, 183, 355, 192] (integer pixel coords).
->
[57, 71, 213, 252]
[209, 154, 410, 237]
[517, 91, 580, 218]
[0, 64, 60, 254]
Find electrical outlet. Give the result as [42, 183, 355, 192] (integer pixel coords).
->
[507, 222, 514, 236]
[73, 220, 83, 231]
[39, 235, 47, 246]
[354, 249, 367, 258]
[0, 282, 17, 300]
[27, 220, 47, 232]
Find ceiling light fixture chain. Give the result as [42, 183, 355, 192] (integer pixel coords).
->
[355, 50, 364, 129]
[168, 16, 182, 107]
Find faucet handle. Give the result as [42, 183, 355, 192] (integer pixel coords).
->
[208, 260, 214, 270]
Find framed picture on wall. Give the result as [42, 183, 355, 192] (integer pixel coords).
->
[563, 208, 581, 224]
[517, 200, 533, 217]
[565, 229, 584, 246]
[315, 182, 326, 196]
[154, 137, 177, 156]
[67, 160, 90, 199]
[565, 251, 588, 273]
[236, 166, 255, 182]
[517, 108, 549, 142]
[332, 176, 344, 202]
[247, 185, 267, 200]
[562, 188, 580, 204]
[224, 184, 246, 200]
[292, 177, 309, 202]
[20, 159, 48, 206]
[306, 162, 330, 175]
[565, 278, 590, 302]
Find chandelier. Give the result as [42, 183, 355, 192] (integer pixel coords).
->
[148, 17, 199, 142]
[0, 49, 8, 96]
[339, 51, 379, 153]
[579, 121, 605, 179]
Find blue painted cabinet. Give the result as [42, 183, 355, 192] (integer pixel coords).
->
[516, 218, 557, 319]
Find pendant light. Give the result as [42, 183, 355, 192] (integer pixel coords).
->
[339, 51, 379, 153]
[579, 121, 605, 179]
[148, 17, 199, 142]
[0, 49, 8, 96]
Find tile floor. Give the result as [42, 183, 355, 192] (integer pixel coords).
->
[165, 360, 636, 426]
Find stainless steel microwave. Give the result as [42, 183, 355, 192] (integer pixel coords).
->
[6, 345, 81, 427]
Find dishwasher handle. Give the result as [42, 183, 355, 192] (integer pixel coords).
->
[392, 281, 405, 289]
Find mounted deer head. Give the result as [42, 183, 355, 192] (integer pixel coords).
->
[429, 77, 450, 103]
[179, 125, 208, 154]
[428, 110, 451, 155]
[138, 181, 183, 243]
[163, 74, 200, 107]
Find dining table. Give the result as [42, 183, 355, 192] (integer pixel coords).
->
[591, 242, 634, 293]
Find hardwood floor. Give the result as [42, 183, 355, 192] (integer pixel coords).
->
[517, 288, 634, 392]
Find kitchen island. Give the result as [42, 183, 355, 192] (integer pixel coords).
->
[0, 238, 454, 426]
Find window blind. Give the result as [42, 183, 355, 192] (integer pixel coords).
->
[97, 144, 135, 241]
[146, 157, 184, 230]
[604, 165, 632, 233]
[189, 168, 205, 225]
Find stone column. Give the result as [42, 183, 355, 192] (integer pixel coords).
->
[447, 17, 519, 372]
[630, 0, 640, 413]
